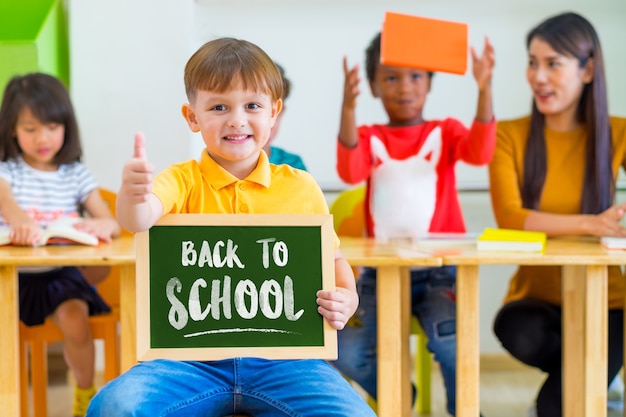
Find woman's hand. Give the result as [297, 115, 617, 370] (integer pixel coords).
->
[585, 202, 626, 237]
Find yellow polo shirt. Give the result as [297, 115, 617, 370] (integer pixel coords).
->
[152, 150, 339, 248]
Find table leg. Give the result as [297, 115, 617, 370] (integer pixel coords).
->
[0, 266, 20, 415]
[456, 265, 479, 417]
[562, 265, 607, 417]
[376, 266, 411, 417]
[582, 265, 607, 417]
[120, 264, 136, 372]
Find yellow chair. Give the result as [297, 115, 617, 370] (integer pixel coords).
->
[19, 188, 125, 417]
[330, 185, 432, 414]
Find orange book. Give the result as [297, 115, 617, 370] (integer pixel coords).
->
[381, 11, 468, 75]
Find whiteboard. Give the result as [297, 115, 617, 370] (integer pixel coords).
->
[191, 0, 626, 191]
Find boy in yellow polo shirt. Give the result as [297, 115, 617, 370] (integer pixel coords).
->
[86, 37, 374, 417]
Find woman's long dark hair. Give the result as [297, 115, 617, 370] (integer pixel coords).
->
[522, 12, 613, 214]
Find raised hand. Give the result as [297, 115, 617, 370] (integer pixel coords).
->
[338, 57, 362, 149]
[471, 36, 495, 91]
[342, 56, 361, 111]
[120, 132, 155, 204]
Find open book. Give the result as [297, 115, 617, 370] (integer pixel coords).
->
[0, 217, 99, 247]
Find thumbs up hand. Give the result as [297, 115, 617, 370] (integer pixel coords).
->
[133, 131, 148, 160]
[120, 132, 155, 204]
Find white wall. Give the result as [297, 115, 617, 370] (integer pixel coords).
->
[192, 0, 626, 190]
[68, 0, 626, 355]
[69, 0, 193, 192]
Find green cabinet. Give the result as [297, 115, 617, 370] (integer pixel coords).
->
[0, 0, 69, 96]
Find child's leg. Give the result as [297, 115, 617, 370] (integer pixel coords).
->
[330, 267, 378, 397]
[78, 266, 111, 286]
[238, 358, 377, 417]
[411, 266, 457, 416]
[87, 359, 376, 417]
[87, 359, 236, 416]
[51, 299, 95, 389]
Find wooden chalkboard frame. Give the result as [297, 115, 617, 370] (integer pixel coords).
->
[135, 213, 337, 361]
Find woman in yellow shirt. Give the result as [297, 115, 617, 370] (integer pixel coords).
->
[489, 12, 626, 417]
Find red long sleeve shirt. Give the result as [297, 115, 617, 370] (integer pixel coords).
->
[337, 118, 495, 238]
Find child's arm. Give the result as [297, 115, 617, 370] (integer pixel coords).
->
[0, 178, 43, 245]
[337, 57, 361, 149]
[74, 190, 122, 243]
[470, 37, 495, 123]
[316, 248, 359, 330]
[116, 132, 163, 232]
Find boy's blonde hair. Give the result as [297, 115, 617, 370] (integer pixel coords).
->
[184, 37, 284, 103]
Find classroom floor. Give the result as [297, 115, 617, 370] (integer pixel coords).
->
[32, 363, 625, 417]
[414, 368, 623, 417]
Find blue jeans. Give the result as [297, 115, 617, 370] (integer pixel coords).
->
[87, 358, 375, 417]
[332, 266, 457, 416]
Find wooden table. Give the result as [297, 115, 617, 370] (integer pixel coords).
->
[436, 237, 626, 417]
[0, 237, 136, 416]
[339, 237, 440, 417]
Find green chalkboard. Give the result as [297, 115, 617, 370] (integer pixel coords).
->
[136, 214, 337, 361]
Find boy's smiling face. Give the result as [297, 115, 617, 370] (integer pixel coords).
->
[182, 80, 282, 179]
[370, 64, 431, 127]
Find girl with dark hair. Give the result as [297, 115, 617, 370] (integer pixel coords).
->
[489, 12, 626, 417]
[0, 72, 120, 416]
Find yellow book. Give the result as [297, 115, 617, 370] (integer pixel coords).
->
[476, 228, 546, 252]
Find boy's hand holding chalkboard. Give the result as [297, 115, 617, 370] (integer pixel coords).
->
[316, 265, 358, 331]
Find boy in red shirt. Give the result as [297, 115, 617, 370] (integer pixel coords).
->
[332, 32, 495, 416]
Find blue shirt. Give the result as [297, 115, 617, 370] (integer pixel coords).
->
[268, 146, 307, 171]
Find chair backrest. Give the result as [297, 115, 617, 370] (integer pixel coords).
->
[329, 185, 366, 238]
